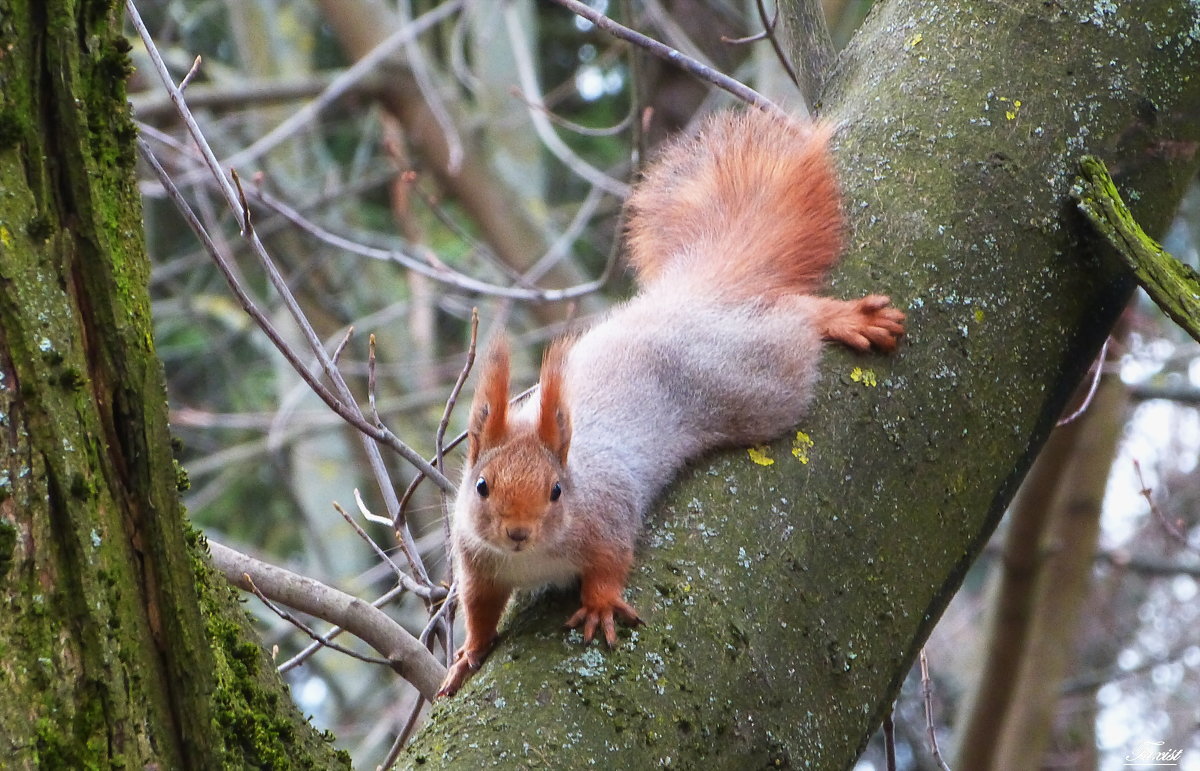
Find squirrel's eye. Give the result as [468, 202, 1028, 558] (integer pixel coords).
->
[549, 481, 562, 502]
[475, 477, 490, 498]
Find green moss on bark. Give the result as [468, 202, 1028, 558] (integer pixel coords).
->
[186, 527, 352, 771]
[1073, 155, 1200, 342]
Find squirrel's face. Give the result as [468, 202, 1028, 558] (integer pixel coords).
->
[461, 337, 573, 553]
[467, 437, 567, 553]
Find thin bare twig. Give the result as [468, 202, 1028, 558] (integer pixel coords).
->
[722, 28, 770, 45]
[882, 709, 897, 771]
[420, 576, 455, 673]
[919, 648, 953, 771]
[277, 584, 408, 674]
[508, 86, 635, 137]
[428, 310, 480, 646]
[523, 184, 609, 284]
[331, 325, 355, 364]
[546, 0, 783, 116]
[354, 488, 393, 528]
[368, 334, 382, 426]
[386, 693, 429, 767]
[755, 0, 801, 89]
[1133, 459, 1199, 553]
[242, 575, 391, 667]
[331, 502, 414, 588]
[179, 54, 203, 91]
[504, 4, 631, 197]
[397, 0, 464, 174]
[642, 0, 718, 68]
[436, 309, 479, 494]
[448, 3, 482, 94]
[420, 579, 456, 647]
[249, 183, 611, 302]
[1058, 336, 1111, 426]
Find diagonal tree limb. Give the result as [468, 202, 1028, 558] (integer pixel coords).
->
[207, 539, 447, 700]
[1072, 155, 1200, 344]
[776, 0, 836, 111]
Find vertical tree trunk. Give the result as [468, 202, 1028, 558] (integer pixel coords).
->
[957, 371, 1129, 770]
[0, 2, 347, 767]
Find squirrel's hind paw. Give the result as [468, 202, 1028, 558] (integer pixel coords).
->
[815, 295, 906, 353]
[566, 598, 643, 647]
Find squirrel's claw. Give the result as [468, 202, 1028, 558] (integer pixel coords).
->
[436, 658, 474, 699]
[436, 646, 489, 698]
[566, 598, 643, 647]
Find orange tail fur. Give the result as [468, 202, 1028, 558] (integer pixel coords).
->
[624, 109, 843, 301]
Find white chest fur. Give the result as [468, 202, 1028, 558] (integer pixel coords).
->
[489, 547, 580, 589]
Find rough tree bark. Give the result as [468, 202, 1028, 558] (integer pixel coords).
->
[0, 1, 348, 767]
[407, 0, 1200, 768]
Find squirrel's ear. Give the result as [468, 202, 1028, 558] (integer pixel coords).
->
[537, 340, 572, 465]
[467, 338, 510, 464]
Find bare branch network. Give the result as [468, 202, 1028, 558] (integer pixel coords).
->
[126, 0, 807, 761]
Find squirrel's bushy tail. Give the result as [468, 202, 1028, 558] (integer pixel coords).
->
[624, 109, 843, 301]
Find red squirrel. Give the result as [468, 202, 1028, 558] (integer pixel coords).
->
[437, 108, 905, 697]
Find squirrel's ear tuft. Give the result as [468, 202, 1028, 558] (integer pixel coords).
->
[467, 337, 511, 464]
[537, 340, 572, 465]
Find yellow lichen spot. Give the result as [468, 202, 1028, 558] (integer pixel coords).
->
[974, 308, 985, 322]
[748, 445, 775, 466]
[792, 431, 815, 464]
[905, 32, 923, 49]
[850, 367, 878, 387]
[0, 226, 11, 249]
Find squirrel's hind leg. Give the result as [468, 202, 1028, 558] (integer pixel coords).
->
[808, 295, 906, 352]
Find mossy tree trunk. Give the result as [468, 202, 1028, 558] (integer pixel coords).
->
[407, 1, 1200, 768]
[0, 1, 348, 767]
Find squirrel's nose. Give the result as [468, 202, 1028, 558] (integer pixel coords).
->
[506, 527, 530, 543]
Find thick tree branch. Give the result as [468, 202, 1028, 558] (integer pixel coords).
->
[207, 540, 446, 700]
[776, 0, 835, 109]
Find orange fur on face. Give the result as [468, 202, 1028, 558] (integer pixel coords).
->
[464, 339, 572, 553]
[472, 437, 563, 551]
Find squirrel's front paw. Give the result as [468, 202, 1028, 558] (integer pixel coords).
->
[436, 646, 489, 698]
[565, 597, 643, 647]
